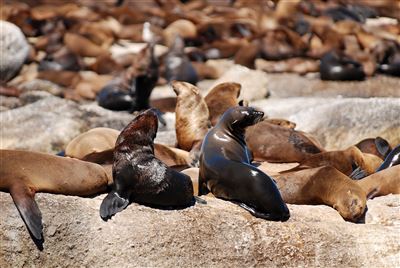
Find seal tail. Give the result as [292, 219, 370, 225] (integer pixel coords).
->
[99, 191, 129, 221]
[10, 183, 44, 249]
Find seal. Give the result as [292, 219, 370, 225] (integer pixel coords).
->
[199, 106, 290, 221]
[164, 36, 198, 85]
[375, 144, 400, 172]
[245, 120, 325, 163]
[172, 80, 210, 152]
[295, 146, 383, 176]
[65, 127, 120, 164]
[99, 109, 195, 221]
[65, 127, 191, 167]
[204, 82, 241, 126]
[270, 166, 367, 223]
[320, 51, 365, 81]
[0, 150, 111, 249]
[97, 43, 158, 112]
[355, 137, 392, 160]
[357, 165, 400, 199]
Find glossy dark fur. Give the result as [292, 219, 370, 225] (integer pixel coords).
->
[199, 106, 290, 221]
[100, 109, 194, 221]
[376, 145, 400, 172]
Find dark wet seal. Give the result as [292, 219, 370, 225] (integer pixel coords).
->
[199, 106, 290, 221]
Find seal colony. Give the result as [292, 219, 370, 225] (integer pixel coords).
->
[1, 82, 399, 249]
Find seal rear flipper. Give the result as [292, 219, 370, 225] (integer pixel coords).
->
[194, 196, 207, 204]
[9, 184, 44, 245]
[99, 191, 129, 221]
[236, 202, 288, 222]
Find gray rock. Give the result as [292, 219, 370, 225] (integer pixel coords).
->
[19, 91, 54, 105]
[264, 73, 400, 98]
[252, 97, 400, 150]
[0, 192, 398, 267]
[19, 79, 64, 96]
[0, 96, 22, 110]
[0, 21, 30, 82]
[209, 65, 269, 101]
[0, 96, 177, 153]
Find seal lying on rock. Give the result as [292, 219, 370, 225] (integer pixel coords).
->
[245, 120, 325, 163]
[357, 165, 400, 199]
[271, 166, 368, 223]
[355, 137, 392, 160]
[100, 109, 195, 221]
[199, 106, 290, 221]
[0, 150, 111, 249]
[320, 51, 365, 81]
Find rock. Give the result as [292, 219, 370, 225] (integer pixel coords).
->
[0, 96, 176, 153]
[19, 79, 64, 96]
[0, 192, 399, 267]
[263, 73, 400, 98]
[0, 96, 22, 110]
[0, 21, 30, 82]
[20, 91, 54, 105]
[252, 97, 400, 150]
[209, 65, 269, 101]
[0, 96, 133, 153]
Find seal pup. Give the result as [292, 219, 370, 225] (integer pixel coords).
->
[0, 150, 111, 249]
[245, 120, 325, 163]
[199, 106, 290, 221]
[270, 166, 368, 223]
[100, 109, 195, 221]
[172, 81, 210, 164]
[204, 82, 241, 126]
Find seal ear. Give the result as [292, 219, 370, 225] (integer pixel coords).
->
[375, 137, 390, 157]
[10, 183, 44, 249]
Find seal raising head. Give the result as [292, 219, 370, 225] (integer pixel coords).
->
[100, 109, 195, 221]
[199, 106, 290, 221]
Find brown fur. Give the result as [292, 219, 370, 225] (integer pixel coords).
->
[272, 166, 367, 222]
[204, 82, 241, 126]
[245, 121, 325, 163]
[355, 137, 392, 160]
[297, 146, 383, 176]
[64, 32, 108, 58]
[172, 80, 209, 151]
[357, 165, 400, 199]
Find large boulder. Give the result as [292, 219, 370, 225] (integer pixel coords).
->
[0, 192, 399, 267]
[252, 97, 400, 149]
[0, 21, 30, 82]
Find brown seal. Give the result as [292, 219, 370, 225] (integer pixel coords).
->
[0, 150, 111, 248]
[65, 127, 120, 164]
[204, 82, 241, 126]
[295, 146, 383, 176]
[356, 165, 400, 199]
[271, 166, 367, 223]
[99, 109, 195, 221]
[245, 120, 325, 163]
[199, 106, 290, 221]
[172, 80, 209, 152]
[65, 127, 190, 167]
[355, 137, 392, 160]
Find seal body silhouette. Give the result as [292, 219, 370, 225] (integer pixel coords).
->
[100, 109, 194, 221]
[199, 106, 290, 221]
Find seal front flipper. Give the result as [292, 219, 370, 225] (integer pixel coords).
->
[235, 202, 287, 222]
[99, 191, 129, 221]
[10, 183, 43, 245]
